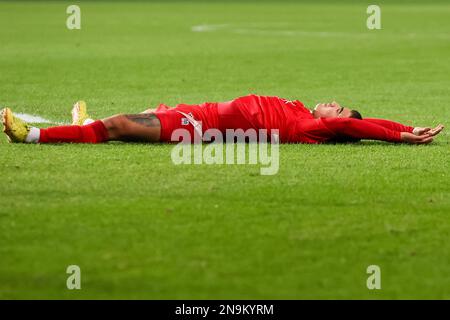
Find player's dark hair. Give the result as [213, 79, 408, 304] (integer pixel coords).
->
[350, 110, 363, 120]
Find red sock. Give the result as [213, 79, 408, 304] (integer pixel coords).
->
[39, 120, 109, 143]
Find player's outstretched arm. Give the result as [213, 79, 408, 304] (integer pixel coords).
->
[321, 118, 444, 144]
[364, 118, 414, 133]
[364, 118, 442, 138]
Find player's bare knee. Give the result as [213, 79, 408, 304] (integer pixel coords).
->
[102, 114, 129, 139]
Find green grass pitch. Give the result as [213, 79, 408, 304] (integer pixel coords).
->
[0, 0, 449, 299]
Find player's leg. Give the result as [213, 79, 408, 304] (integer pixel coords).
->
[140, 108, 157, 114]
[71, 101, 160, 123]
[141, 104, 171, 114]
[70, 100, 161, 141]
[70, 100, 160, 141]
[2, 108, 161, 143]
[102, 113, 160, 142]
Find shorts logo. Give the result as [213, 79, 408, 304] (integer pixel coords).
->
[181, 112, 195, 126]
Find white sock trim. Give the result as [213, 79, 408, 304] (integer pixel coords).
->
[25, 127, 40, 143]
[83, 118, 94, 125]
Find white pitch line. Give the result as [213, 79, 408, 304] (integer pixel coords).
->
[191, 24, 228, 32]
[231, 28, 369, 38]
[191, 24, 450, 39]
[190, 24, 369, 38]
[13, 113, 65, 125]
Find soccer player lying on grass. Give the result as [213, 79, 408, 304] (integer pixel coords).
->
[1, 94, 444, 145]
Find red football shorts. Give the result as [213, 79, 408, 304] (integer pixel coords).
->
[154, 100, 254, 142]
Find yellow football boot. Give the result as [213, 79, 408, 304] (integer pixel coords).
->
[2, 108, 30, 143]
[71, 100, 91, 125]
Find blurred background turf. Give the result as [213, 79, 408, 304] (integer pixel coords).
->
[0, 1, 449, 299]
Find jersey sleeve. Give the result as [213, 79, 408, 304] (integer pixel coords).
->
[320, 118, 403, 142]
[291, 118, 403, 143]
[364, 118, 414, 133]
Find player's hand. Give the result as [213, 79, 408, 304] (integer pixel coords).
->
[413, 124, 444, 136]
[427, 124, 445, 136]
[401, 124, 444, 144]
[413, 127, 431, 135]
[401, 132, 433, 144]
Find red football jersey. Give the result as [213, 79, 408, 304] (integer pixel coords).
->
[232, 94, 313, 141]
[231, 95, 407, 143]
[155, 95, 412, 143]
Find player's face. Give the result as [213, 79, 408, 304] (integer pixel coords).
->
[313, 101, 352, 119]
